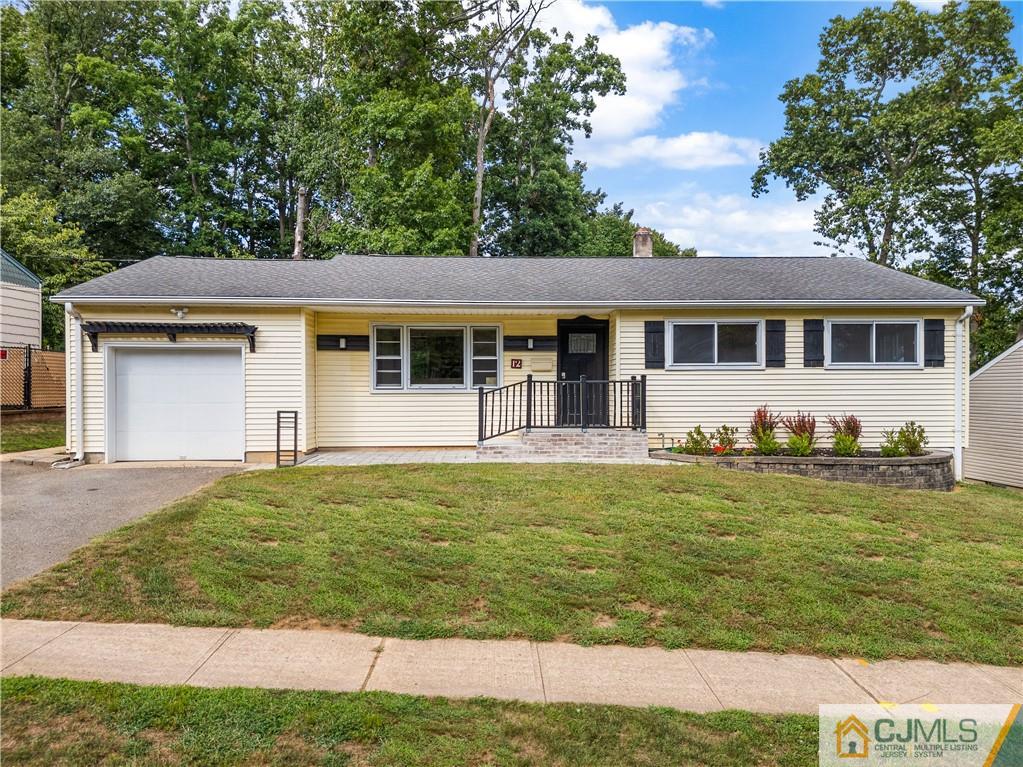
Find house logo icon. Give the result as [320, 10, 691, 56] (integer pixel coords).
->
[835, 715, 870, 758]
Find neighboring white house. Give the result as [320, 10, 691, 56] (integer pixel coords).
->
[1, 248, 43, 347]
[52, 237, 982, 476]
[964, 339, 1023, 488]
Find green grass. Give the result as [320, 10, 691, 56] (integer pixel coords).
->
[1, 676, 817, 766]
[2, 464, 1021, 664]
[0, 414, 65, 453]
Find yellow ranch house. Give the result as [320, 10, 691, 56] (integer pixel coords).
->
[53, 232, 982, 477]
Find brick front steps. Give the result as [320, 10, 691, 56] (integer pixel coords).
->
[476, 428, 651, 463]
[651, 450, 955, 491]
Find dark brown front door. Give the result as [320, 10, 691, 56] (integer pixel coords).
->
[557, 318, 609, 426]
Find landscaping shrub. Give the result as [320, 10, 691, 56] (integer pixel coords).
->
[897, 421, 929, 456]
[679, 425, 713, 455]
[748, 405, 782, 455]
[827, 413, 862, 457]
[712, 425, 738, 455]
[787, 433, 814, 456]
[832, 433, 862, 457]
[880, 428, 905, 457]
[826, 413, 862, 441]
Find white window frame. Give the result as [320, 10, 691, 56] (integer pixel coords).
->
[825, 319, 923, 369]
[371, 323, 503, 392]
[666, 319, 765, 370]
[372, 325, 404, 390]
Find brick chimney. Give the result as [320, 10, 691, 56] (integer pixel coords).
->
[633, 227, 653, 258]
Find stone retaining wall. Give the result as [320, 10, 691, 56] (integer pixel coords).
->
[652, 450, 955, 491]
[477, 428, 650, 462]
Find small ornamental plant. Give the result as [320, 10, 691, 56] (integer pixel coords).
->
[782, 411, 817, 456]
[832, 433, 861, 457]
[897, 421, 929, 456]
[748, 405, 782, 455]
[880, 428, 905, 457]
[712, 425, 739, 455]
[827, 413, 863, 457]
[680, 425, 713, 455]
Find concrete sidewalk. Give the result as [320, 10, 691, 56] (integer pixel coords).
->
[3, 620, 1020, 713]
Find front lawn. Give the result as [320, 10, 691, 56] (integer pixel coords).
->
[2, 464, 1020, 664]
[1, 677, 817, 766]
[0, 414, 65, 453]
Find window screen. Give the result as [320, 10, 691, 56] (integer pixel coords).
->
[374, 327, 402, 388]
[875, 323, 917, 363]
[409, 328, 465, 386]
[831, 323, 872, 364]
[672, 324, 715, 364]
[717, 323, 758, 363]
[471, 327, 499, 387]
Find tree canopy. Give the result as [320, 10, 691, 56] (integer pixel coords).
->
[754, 0, 1022, 367]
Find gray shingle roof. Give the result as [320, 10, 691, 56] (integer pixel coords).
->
[1, 248, 42, 288]
[52, 255, 982, 306]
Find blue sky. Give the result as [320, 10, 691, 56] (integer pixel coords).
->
[540, 1, 1022, 257]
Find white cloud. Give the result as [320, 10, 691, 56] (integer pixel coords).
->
[538, 0, 713, 140]
[633, 191, 825, 257]
[580, 131, 762, 170]
[702, 0, 725, 8]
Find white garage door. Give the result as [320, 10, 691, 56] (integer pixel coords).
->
[113, 348, 244, 461]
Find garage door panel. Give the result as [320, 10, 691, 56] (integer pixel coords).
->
[113, 348, 244, 461]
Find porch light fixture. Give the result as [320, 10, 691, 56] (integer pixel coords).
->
[171, 307, 189, 320]
[338, 337, 347, 349]
[527, 338, 534, 350]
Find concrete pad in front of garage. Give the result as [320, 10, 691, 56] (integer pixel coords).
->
[366, 637, 545, 703]
[1, 621, 230, 686]
[536, 642, 721, 712]
[686, 649, 875, 713]
[833, 658, 1023, 704]
[1, 618, 79, 669]
[190, 628, 381, 692]
[0, 461, 240, 588]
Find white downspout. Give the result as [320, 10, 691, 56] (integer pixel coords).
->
[67, 302, 85, 460]
[953, 305, 973, 481]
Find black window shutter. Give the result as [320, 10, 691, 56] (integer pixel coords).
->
[765, 320, 786, 367]
[644, 321, 665, 368]
[803, 319, 824, 367]
[924, 319, 945, 367]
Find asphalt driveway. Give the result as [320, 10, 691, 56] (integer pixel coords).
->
[1, 462, 239, 588]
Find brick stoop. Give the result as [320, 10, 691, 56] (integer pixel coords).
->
[476, 429, 650, 462]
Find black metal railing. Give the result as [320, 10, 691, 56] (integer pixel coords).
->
[478, 375, 646, 443]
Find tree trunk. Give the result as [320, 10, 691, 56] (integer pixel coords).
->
[292, 186, 307, 260]
[469, 78, 498, 258]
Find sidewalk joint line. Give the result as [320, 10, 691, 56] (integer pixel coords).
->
[360, 638, 386, 692]
[531, 642, 548, 704]
[683, 650, 725, 710]
[968, 662, 1023, 698]
[183, 628, 236, 684]
[831, 659, 880, 704]
[1, 620, 81, 671]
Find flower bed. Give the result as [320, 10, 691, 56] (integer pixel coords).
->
[652, 449, 955, 491]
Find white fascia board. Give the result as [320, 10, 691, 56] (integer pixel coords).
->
[51, 296, 986, 309]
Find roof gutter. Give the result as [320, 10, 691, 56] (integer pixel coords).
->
[51, 296, 986, 309]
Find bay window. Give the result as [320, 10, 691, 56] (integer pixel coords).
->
[827, 320, 920, 366]
[372, 325, 501, 390]
[667, 320, 762, 368]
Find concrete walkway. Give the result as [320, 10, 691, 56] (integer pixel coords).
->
[301, 449, 663, 466]
[2, 619, 1019, 713]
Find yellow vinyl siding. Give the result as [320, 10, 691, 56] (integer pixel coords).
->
[303, 309, 317, 451]
[72, 305, 304, 458]
[616, 308, 963, 450]
[964, 343, 1023, 487]
[314, 314, 557, 447]
[0, 282, 42, 346]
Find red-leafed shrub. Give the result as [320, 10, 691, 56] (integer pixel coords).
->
[782, 411, 816, 439]
[826, 413, 862, 440]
